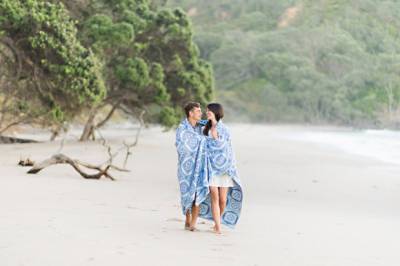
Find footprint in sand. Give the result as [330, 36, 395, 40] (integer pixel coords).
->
[166, 218, 183, 223]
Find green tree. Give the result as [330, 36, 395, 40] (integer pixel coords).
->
[167, 0, 400, 127]
[0, 0, 105, 135]
[77, 0, 214, 140]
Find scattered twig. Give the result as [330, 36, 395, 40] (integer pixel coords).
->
[56, 134, 66, 154]
[123, 110, 145, 168]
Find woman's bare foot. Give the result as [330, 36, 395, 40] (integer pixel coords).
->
[213, 225, 222, 234]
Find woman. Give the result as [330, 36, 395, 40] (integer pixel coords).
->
[203, 103, 243, 234]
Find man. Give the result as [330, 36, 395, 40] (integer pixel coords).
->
[175, 102, 209, 231]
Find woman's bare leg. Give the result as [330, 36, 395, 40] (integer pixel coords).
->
[219, 187, 229, 216]
[210, 186, 221, 234]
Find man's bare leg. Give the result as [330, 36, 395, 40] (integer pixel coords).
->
[185, 210, 191, 230]
[189, 203, 200, 231]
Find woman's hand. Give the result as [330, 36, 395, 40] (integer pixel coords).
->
[211, 118, 218, 127]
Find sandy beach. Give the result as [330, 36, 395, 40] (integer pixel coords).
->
[0, 124, 399, 266]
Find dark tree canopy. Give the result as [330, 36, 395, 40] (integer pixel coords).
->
[0, 0, 106, 132]
[0, 0, 214, 137]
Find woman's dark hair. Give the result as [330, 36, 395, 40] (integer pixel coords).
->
[203, 103, 224, 136]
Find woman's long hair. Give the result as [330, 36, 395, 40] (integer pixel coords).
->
[203, 103, 224, 136]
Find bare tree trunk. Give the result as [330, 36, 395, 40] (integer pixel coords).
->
[80, 108, 98, 141]
[0, 117, 31, 135]
[50, 124, 63, 141]
[80, 101, 121, 141]
[96, 101, 121, 129]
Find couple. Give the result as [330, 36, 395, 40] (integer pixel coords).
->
[175, 102, 243, 234]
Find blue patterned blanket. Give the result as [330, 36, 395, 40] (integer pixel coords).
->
[175, 119, 243, 228]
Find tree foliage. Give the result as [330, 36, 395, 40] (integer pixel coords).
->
[0, 0, 214, 138]
[78, 0, 214, 133]
[0, 0, 106, 132]
[168, 0, 400, 127]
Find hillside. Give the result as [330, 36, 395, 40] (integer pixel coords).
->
[167, 0, 400, 126]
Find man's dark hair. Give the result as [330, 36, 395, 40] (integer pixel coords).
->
[184, 102, 200, 118]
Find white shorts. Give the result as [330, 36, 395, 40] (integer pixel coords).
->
[209, 174, 235, 187]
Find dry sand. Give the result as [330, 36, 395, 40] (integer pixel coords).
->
[0, 124, 399, 266]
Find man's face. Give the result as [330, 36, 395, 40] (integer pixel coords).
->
[189, 107, 202, 121]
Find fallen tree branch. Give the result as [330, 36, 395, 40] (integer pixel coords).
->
[27, 153, 116, 181]
[22, 109, 145, 180]
[0, 135, 38, 144]
[96, 110, 145, 169]
[18, 157, 35, 166]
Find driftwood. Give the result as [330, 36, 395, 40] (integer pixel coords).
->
[18, 158, 35, 166]
[20, 112, 144, 180]
[27, 153, 118, 181]
[122, 110, 145, 168]
[96, 110, 145, 169]
[0, 135, 38, 144]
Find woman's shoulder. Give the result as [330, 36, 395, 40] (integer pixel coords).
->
[217, 121, 230, 135]
[217, 120, 228, 129]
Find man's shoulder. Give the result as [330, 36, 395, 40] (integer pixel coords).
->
[176, 119, 191, 136]
[176, 119, 187, 129]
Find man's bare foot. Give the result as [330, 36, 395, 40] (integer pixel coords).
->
[184, 222, 191, 230]
[189, 226, 198, 232]
[185, 212, 191, 230]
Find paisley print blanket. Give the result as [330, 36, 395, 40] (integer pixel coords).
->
[175, 119, 243, 227]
